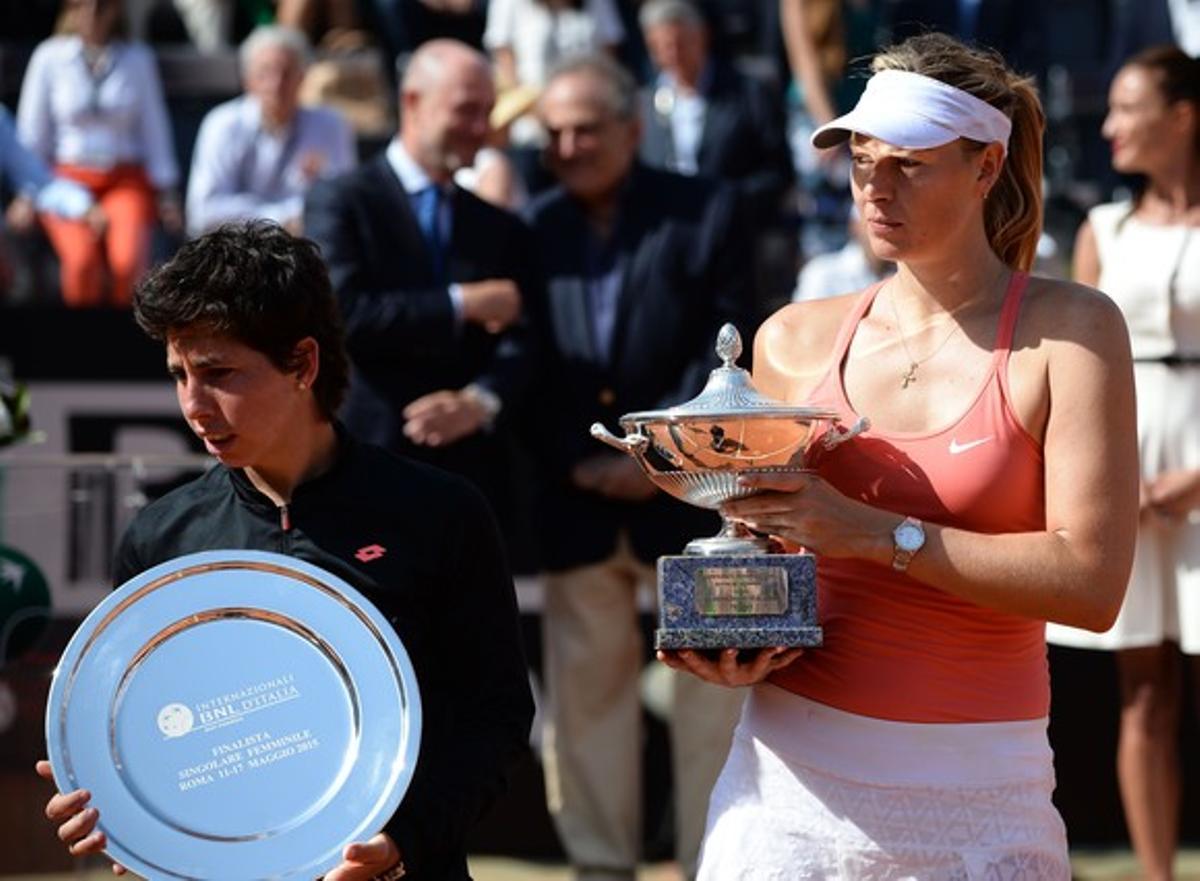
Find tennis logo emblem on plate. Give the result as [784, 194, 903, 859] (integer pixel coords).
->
[156, 703, 194, 738]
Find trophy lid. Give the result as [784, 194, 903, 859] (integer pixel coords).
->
[620, 324, 839, 425]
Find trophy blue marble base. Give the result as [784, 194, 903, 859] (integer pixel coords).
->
[655, 553, 822, 650]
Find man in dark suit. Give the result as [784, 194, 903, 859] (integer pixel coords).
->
[523, 53, 750, 881]
[638, 0, 793, 225]
[304, 39, 538, 554]
[636, 0, 793, 317]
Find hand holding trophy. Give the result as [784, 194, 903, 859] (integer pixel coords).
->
[591, 324, 868, 651]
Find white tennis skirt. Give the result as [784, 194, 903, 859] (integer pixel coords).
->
[1047, 361, 1200, 653]
[696, 685, 1071, 881]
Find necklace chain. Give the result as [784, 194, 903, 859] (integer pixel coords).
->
[886, 269, 1008, 389]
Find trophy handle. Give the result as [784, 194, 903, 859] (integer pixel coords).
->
[821, 416, 870, 451]
[590, 423, 650, 458]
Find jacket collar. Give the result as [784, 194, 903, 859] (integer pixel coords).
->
[225, 421, 357, 511]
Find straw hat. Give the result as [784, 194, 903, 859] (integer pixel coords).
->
[490, 83, 541, 131]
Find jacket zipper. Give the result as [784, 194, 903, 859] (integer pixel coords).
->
[279, 504, 292, 532]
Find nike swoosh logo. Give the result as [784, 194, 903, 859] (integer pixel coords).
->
[949, 436, 994, 455]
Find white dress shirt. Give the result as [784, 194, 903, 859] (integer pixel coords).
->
[16, 36, 178, 189]
[653, 70, 709, 176]
[186, 94, 355, 236]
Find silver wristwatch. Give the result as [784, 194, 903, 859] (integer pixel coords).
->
[891, 516, 925, 572]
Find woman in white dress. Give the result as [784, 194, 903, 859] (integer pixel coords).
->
[17, 0, 180, 307]
[1046, 44, 1200, 881]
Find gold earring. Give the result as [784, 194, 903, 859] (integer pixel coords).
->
[298, 382, 308, 390]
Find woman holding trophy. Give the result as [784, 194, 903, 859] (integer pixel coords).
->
[659, 32, 1140, 879]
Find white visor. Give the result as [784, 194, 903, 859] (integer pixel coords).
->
[811, 69, 1012, 155]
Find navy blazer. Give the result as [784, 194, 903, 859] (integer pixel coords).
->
[639, 61, 794, 225]
[522, 163, 753, 570]
[304, 153, 539, 525]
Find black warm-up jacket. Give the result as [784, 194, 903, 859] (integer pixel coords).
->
[113, 428, 534, 881]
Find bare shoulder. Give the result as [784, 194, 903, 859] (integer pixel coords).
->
[753, 291, 862, 401]
[1018, 276, 1130, 358]
[1003, 276, 1132, 443]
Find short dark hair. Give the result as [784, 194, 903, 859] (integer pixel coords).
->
[133, 221, 349, 419]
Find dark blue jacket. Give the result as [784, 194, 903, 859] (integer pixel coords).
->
[522, 163, 752, 570]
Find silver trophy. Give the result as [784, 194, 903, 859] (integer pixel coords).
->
[591, 324, 868, 649]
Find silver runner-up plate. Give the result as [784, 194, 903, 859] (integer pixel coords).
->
[44, 550, 422, 880]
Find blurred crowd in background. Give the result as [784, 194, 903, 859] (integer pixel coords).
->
[1, 2, 1198, 879]
[0, 0, 1194, 315]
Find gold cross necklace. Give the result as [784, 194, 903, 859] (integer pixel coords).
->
[886, 270, 1006, 389]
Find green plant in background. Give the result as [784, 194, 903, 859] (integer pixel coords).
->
[0, 380, 31, 448]
[0, 543, 51, 665]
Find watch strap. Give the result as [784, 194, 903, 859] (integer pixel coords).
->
[891, 516, 924, 572]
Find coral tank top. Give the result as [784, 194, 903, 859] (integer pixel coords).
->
[770, 272, 1050, 722]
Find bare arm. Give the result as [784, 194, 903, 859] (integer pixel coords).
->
[779, 0, 836, 124]
[1073, 220, 1101, 287]
[729, 283, 1139, 631]
[908, 288, 1137, 628]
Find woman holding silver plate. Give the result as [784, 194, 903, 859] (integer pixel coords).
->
[34, 221, 533, 881]
[658, 32, 1140, 879]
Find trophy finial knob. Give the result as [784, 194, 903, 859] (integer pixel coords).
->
[715, 324, 742, 367]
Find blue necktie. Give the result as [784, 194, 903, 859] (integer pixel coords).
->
[415, 185, 445, 282]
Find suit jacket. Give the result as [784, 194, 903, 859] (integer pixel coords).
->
[639, 61, 794, 226]
[523, 163, 752, 570]
[303, 153, 539, 526]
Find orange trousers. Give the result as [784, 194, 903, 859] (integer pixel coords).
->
[41, 164, 156, 308]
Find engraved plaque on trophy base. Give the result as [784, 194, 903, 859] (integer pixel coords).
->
[655, 553, 822, 649]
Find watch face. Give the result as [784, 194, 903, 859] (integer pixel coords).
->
[895, 523, 924, 552]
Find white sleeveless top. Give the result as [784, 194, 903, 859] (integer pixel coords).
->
[1094, 204, 1195, 360]
[1089, 200, 1200, 358]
